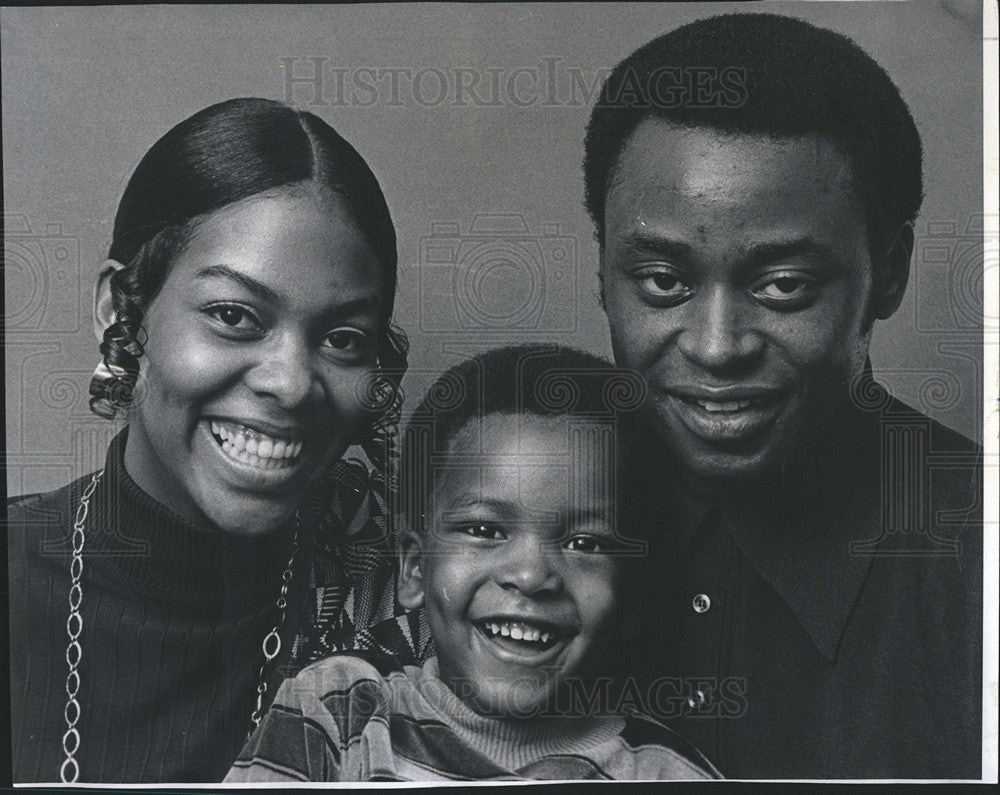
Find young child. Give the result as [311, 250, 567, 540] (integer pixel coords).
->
[226, 346, 720, 782]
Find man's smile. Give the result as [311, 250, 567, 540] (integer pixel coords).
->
[659, 385, 789, 444]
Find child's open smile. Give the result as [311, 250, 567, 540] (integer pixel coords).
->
[400, 412, 629, 718]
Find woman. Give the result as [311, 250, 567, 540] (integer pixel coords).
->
[7, 98, 407, 783]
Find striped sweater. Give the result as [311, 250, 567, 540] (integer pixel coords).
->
[226, 652, 720, 781]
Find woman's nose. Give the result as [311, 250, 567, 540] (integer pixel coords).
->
[244, 333, 320, 410]
[676, 287, 765, 373]
[496, 536, 564, 597]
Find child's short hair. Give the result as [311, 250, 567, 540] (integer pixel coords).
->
[397, 344, 647, 537]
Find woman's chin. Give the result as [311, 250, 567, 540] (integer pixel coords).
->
[203, 501, 298, 538]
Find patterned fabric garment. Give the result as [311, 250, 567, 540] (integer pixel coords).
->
[226, 651, 721, 782]
[289, 458, 433, 671]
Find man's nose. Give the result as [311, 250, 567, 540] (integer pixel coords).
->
[496, 535, 564, 597]
[676, 286, 765, 372]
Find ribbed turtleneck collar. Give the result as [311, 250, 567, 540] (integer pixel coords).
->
[413, 657, 625, 772]
[84, 429, 299, 616]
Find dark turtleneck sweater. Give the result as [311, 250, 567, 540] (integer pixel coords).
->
[7, 430, 307, 783]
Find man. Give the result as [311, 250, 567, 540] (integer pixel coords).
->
[585, 13, 982, 778]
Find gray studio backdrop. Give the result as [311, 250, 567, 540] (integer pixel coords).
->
[3, 1, 984, 496]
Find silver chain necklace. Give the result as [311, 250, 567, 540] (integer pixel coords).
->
[60, 470, 299, 783]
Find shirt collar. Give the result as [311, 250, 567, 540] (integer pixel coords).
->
[664, 401, 885, 663]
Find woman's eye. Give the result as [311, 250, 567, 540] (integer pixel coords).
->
[460, 523, 505, 541]
[565, 535, 605, 553]
[322, 328, 372, 358]
[636, 268, 693, 304]
[208, 304, 260, 331]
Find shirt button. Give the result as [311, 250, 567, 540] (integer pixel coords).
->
[692, 593, 711, 613]
[687, 689, 707, 709]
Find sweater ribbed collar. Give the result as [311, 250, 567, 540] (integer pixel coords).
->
[85, 429, 297, 616]
[412, 657, 625, 772]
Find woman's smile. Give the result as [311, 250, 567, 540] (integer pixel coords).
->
[200, 419, 310, 488]
[124, 191, 383, 536]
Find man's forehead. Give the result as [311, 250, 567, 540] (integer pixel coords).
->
[608, 119, 860, 203]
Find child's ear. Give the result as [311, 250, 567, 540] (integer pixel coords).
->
[397, 530, 426, 611]
[94, 259, 124, 342]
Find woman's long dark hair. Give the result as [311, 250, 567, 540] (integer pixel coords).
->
[89, 98, 407, 472]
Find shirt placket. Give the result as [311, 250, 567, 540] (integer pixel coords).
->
[675, 508, 740, 768]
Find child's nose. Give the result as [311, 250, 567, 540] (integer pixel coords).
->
[496, 537, 563, 597]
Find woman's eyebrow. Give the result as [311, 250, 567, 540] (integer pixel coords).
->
[194, 266, 381, 317]
[195, 264, 279, 303]
[328, 295, 382, 318]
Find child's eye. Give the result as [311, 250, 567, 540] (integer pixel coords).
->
[207, 304, 262, 332]
[565, 535, 607, 553]
[460, 523, 506, 541]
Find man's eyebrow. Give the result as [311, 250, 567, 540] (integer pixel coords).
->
[195, 265, 280, 303]
[745, 237, 841, 264]
[619, 230, 695, 261]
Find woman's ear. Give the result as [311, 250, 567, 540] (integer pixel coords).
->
[94, 259, 124, 342]
[397, 530, 426, 611]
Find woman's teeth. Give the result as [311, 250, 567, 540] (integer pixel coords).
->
[482, 620, 554, 645]
[210, 421, 302, 469]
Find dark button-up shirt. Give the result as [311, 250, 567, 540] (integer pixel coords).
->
[629, 393, 983, 779]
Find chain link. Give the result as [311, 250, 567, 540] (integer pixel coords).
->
[60, 471, 102, 784]
[60, 475, 300, 780]
[248, 519, 299, 736]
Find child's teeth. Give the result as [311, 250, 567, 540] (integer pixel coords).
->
[272, 440, 286, 458]
[245, 437, 259, 455]
[541, 632, 550, 643]
[500, 625, 510, 637]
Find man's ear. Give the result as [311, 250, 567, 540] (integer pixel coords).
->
[397, 530, 426, 611]
[596, 250, 608, 312]
[94, 259, 124, 342]
[871, 222, 913, 321]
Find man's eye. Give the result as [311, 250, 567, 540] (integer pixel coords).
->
[565, 535, 605, 553]
[460, 523, 505, 540]
[208, 304, 260, 331]
[753, 274, 816, 305]
[636, 268, 693, 304]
